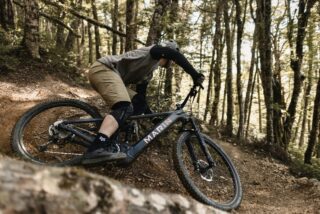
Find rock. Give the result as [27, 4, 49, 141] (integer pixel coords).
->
[296, 177, 309, 185]
[0, 156, 225, 214]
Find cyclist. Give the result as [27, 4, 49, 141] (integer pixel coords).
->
[84, 40, 204, 164]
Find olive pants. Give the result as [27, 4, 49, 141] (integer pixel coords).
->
[88, 61, 137, 107]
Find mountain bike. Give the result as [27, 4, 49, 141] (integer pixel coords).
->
[11, 85, 242, 211]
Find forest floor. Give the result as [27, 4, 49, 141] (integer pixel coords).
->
[0, 66, 319, 214]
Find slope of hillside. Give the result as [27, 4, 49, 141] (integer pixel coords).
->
[0, 66, 319, 213]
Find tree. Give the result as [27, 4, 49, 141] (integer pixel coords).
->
[304, 72, 320, 164]
[88, 22, 93, 64]
[299, 17, 315, 147]
[0, 0, 15, 31]
[208, 0, 224, 125]
[280, 0, 317, 150]
[55, 0, 66, 49]
[224, 0, 234, 136]
[91, 0, 101, 59]
[125, 0, 135, 51]
[233, 0, 247, 139]
[164, 0, 179, 99]
[22, 0, 40, 59]
[112, 0, 118, 54]
[65, 18, 81, 52]
[244, 27, 257, 127]
[146, 0, 171, 45]
[255, 0, 273, 145]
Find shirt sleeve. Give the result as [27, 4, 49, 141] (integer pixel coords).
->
[150, 45, 200, 79]
[136, 80, 148, 96]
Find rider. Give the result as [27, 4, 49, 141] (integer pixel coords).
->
[84, 40, 204, 164]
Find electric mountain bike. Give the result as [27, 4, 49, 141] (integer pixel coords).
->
[11, 85, 242, 211]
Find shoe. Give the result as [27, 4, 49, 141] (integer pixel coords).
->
[82, 143, 127, 164]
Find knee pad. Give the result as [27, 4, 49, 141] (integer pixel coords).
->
[132, 94, 148, 115]
[110, 102, 133, 126]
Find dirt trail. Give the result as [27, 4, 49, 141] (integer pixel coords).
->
[1, 71, 319, 213]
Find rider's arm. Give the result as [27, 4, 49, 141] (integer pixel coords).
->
[150, 45, 201, 80]
[136, 80, 148, 97]
[133, 80, 152, 114]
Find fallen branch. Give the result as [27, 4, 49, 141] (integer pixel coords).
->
[40, 0, 146, 45]
[13, 0, 81, 37]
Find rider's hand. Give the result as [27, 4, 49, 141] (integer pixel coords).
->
[193, 73, 205, 87]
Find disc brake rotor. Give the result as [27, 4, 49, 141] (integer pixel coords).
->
[197, 160, 214, 182]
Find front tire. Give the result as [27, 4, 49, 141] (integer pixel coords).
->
[173, 132, 242, 211]
[11, 99, 102, 166]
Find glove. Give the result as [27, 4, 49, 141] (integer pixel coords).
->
[193, 73, 205, 87]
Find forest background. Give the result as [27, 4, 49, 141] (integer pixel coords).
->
[0, 0, 320, 179]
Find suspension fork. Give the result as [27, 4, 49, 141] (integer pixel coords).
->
[189, 118, 215, 169]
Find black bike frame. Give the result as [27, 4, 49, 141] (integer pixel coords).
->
[122, 110, 189, 164]
[58, 85, 215, 167]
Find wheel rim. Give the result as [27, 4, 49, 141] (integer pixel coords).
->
[19, 105, 98, 165]
[180, 135, 239, 206]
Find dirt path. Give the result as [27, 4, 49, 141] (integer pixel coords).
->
[1, 71, 319, 213]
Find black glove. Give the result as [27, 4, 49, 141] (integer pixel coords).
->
[193, 73, 205, 87]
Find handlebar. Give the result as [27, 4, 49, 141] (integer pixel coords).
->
[178, 85, 203, 110]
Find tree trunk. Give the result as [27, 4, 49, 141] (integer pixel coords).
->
[119, 21, 124, 54]
[220, 81, 227, 126]
[244, 27, 257, 125]
[282, 0, 317, 150]
[88, 21, 93, 64]
[55, 0, 65, 49]
[64, 1, 82, 52]
[146, 0, 171, 46]
[164, 0, 178, 99]
[299, 15, 315, 148]
[257, 66, 262, 133]
[132, 0, 139, 49]
[317, 127, 320, 158]
[0, 157, 222, 213]
[40, 0, 145, 46]
[91, 0, 101, 59]
[112, 0, 118, 54]
[234, 0, 247, 140]
[304, 75, 320, 164]
[256, 0, 273, 145]
[208, 0, 224, 125]
[292, 107, 303, 144]
[22, 0, 40, 59]
[125, 0, 135, 51]
[65, 19, 80, 52]
[224, 1, 234, 136]
[77, 20, 85, 66]
[0, 0, 15, 30]
[245, 70, 257, 138]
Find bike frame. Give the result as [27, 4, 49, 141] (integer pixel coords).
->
[58, 85, 215, 167]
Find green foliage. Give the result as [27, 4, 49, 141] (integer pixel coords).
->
[289, 148, 320, 180]
[0, 50, 20, 74]
[0, 29, 21, 74]
[0, 27, 22, 46]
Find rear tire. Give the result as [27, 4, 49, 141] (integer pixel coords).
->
[173, 132, 242, 211]
[11, 99, 102, 166]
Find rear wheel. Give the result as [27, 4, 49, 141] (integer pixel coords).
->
[11, 99, 102, 166]
[173, 132, 242, 211]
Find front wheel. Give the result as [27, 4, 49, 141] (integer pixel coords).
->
[173, 132, 242, 211]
